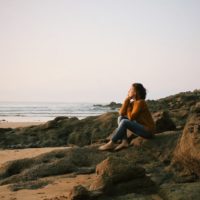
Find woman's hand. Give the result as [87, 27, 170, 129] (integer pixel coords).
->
[128, 88, 134, 99]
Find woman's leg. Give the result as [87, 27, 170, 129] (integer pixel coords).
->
[117, 115, 128, 125]
[99, 117, 152, 151]
[112, 115, 129, 141]
[112, 119, 152, 143]
[98, 116, 129, 151]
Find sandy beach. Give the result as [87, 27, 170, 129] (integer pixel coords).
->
[0, 121, 45, 129]
[0, 147, 96, 200]
[0, 120, 75, 200]
[0, 173, 95, 200]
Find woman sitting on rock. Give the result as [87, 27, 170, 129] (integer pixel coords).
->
[99, 83, 155, 151]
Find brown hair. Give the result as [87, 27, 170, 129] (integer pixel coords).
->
[132, 83, 147, 100]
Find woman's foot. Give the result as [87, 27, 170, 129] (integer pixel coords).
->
[98, 141, 117, 151]
[114, 140, 129, 151]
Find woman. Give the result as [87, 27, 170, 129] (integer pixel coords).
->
[99, 83, 155, 151]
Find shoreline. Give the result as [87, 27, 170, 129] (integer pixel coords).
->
[0, 121, 45, 129]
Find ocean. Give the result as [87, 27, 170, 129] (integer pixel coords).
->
[0, 102, 116, 122]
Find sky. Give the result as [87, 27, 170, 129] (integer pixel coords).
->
[0, 0, 199, 103]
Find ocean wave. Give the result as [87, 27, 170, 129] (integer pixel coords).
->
[0, 102, 114, 121]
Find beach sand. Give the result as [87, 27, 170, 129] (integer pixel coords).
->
[0, 121, 44, 129]
[0, 122, 95, 200]
[0, 147, 94, 200]
[0, 173, 95, 200]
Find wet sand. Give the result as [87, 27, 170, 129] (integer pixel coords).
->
[0, 122, 94, 200]
[0, 172, 95, 200]
[0, 147, 95, 200]
[0, 121, 44, 129]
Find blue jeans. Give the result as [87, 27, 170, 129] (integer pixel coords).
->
[112, 116, 153, 143]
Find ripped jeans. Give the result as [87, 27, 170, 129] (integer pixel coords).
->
[112, 116, 153, 143]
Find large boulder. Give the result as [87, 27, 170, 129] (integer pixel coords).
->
[68, 185, 90, 200]
[89, 156, 157, 195]
[153, 111, 176, 133]
[172, 102, 200, 176]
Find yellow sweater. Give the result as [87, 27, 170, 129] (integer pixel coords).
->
[119, 97, 155, 134]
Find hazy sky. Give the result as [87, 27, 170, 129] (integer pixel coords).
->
[0, 0, 199, 103]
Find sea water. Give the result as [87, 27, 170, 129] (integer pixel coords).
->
[0, 101, 116, 122]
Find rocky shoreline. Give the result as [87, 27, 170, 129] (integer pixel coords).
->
[0, 90, 200, 200]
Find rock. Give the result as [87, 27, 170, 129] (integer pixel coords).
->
[68, 185, 90, 200]
[105, 102, 122, 110]
[130, 131, 182, 168]
[147, 90, 200, 129]
[130, 136, 148, 147]
[174, 174, 198, 183]
[159, 182, 200, 200]
[1, 90, 199, 149]
[0, 128, 12, 134]
[0, 112, 118, 148]
[153, 111, 176, 133]
[170, 109, 189, 130]
[95, 156, 145, 179]
[0, 147, 109, 186]
[89, 156, 157, 195]
[172, 102, 200, 176]
[93, 102, 122, 110]
[97, 193, 163, 200]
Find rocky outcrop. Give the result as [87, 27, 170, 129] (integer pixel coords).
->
[172, 102, 200, 176]
[89, 156, 157, 195]
[153, 111, 176, 133]
[1, 128, 200, 199]
[1, 90, 200, 199]
[68, 156, 158, 199]
[0, 112, 118, 148]
[68, 185, 90, 200]
[0, 130, 181, 187]
[0, 90, 200, 149]
[0, 128, 12, 134]
[93, 102, 122, 110]
[147, 90, 200, 129]
[0, 147, 109, 185]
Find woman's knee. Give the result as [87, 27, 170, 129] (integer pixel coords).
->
[118, 116, 126, 125]
[118, 115, 128, 122]
[117, 116, 122, 121]
[119, 119, 129, 127]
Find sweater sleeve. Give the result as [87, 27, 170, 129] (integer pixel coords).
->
[128, 100, 143, 120]
[119, 97, 130, 116]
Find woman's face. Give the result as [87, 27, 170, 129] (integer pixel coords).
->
[128, 86, 137, 99]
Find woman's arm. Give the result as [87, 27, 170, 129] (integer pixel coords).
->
[119, 97, 131, 116]
[128, 100, 143, 120]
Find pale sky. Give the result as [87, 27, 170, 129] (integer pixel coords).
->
[0, 0, 199, 103]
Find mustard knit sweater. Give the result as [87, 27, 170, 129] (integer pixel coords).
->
[119, 97, 155, 133]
